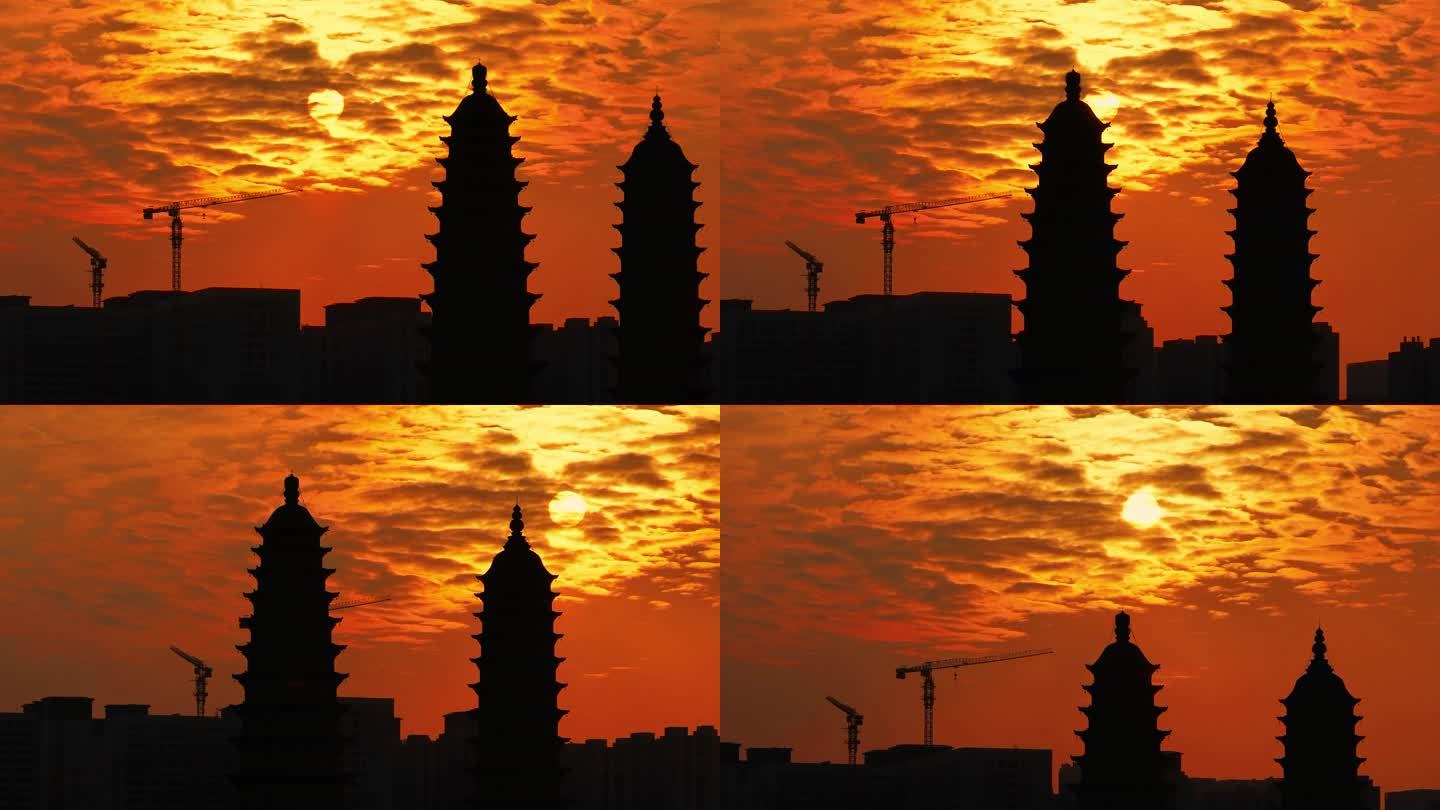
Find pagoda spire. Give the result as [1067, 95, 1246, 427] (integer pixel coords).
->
[422, 62, 543, 403]
[1071, 611, 1172, 810]
[1013, 70, 1136, 403]
[233, 474, 347, 810]
[471, 504, 569, 808]
[1222, 99, 1326, 402]
[1277, 627, 1367, 810]
[610, 93, 711, 403]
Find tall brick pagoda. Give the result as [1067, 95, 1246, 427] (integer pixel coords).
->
[1222, 100, 1325, 402]
[1072, 611, 1171, 810]
[233, 473, 346, 809]
[423, 63, 542, 403]
[1014, 70, 1136, 403]
[1277, 628, 1367, 810]
[610, 94, 710, 403]
[471, 505, 568, 808]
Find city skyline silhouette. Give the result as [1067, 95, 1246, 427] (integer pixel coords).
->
[0, 406, 719, 742]
[721, 405, 1440, 793]
[0, 4, 721, 335]
[719, 0, 1440, 383]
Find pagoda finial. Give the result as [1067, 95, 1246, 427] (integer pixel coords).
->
[1115, 610, 1131, 643]
[649, 93, 666, 131]
[472, 62, 488, 94]
[1065, 69, 1082, 101]
[1264, 99, 1278, 135]
[283, 472, 299, 506]
[1312, 626, 1327, 660]
[507, 503, 529, 548]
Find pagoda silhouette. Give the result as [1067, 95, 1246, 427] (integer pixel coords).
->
[610, 94, 711, 403]
[1072, 611, 1172, 810]
[233, 474, 347, 810]
[1277, 628, 1367, 810]
[471, 505, 569, 808]
[1222, 100, 1324, 403]
[1014, 70, 1136, 403]
[423, 63, 543, 404]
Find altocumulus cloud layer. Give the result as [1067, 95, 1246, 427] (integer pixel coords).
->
[0, 406, 718, 736]
[0, 0, 723, 229]
[722, 0, 1440, 249]
[723, 406, 1440, 665]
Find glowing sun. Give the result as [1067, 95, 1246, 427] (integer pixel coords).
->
[307, 89, 345, 127]
[1121, 489, 1164, 529]
[548, 491, 588, 527]
[1088, 91, 1122, 121]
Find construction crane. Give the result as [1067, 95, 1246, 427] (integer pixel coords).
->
[854, 192, 1011, 296]
[895, 647, 1053, 746]
[784, 240, 824, 312]
[330, 595, 393, 612]
[141, 187, 299, 292]
[70, 236, 107, 308]
[169, 646, 213, 718]
[825, 696, 863, 766]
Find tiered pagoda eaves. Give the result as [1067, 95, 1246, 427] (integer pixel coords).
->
[1072, 611, 1172, 810]
[233, 474, 347, 810]
[610, 94, 710, 403]
[1222, 100, 1324, 403]
[471, 505, 568, 808]
[423, 63, 542, 404]
[1277, 628, 1367, 810]
[1014, 70, 1136, 403]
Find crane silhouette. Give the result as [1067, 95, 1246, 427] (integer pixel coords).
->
[784, 240, 824, 312]
[854, 192, 1011, 296]
[895, 647, 1053, 746]
[330, 595, 393, 612]
[141, 187, 299, 291]
[70, 236, 107, 308]
[169, 646, 213, 717]
[825, 695, 864, 766]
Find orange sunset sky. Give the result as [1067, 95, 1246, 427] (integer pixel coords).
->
[0, 2, 720, 329]
[721, 0, 1440, 379]
[0, 406, 719, 741]
[722, 406, 1440, 792]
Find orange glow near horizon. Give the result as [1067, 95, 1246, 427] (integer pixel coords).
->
[0, 406, 719, 741]
[0, 2, 721, 329]
[723, 406, 1440, 792]
[720, 0, 1440, 382]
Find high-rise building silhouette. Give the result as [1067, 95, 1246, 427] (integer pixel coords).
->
[233, 474, 347, 809]
[1014, 70, 1135, 403]
[472, 505, 569, 808]
[1222, 101, 1325, 402]
[1072, 611, 1171, 810]
[1277, 628, 1367, 810]
[423, 63, 542, 403]
[610, 94, 710, 403]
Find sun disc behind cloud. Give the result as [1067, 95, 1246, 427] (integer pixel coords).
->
[1088, 91, 1122, 121]
[1121, 489, 1164, 528]
[548, 490, 588, 527]
[307, 89, 345, 127]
